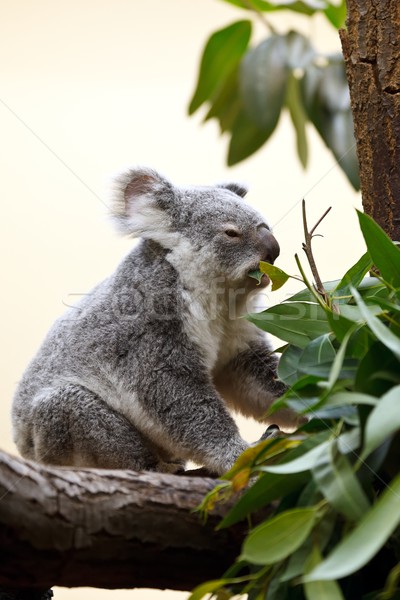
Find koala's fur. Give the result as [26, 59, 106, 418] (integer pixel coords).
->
[12, 168, 299, 475]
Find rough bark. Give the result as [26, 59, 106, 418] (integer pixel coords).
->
[0, 449, 254, 591]
[340, 0, 400, 240]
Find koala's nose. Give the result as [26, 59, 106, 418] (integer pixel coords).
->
[258, 228, 280, 264]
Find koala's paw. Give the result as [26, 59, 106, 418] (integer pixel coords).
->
[259, 424, 281, 442]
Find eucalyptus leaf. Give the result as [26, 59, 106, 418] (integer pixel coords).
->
[282, 511, 336, 582]
[327, 310, 356, 342]
[286, 73, 309, 167]
[301, 60, 360, 190]
[312, 440, 370, 521]
[228, 107, 277, 164]
[298, 334, 336, 378]
[204, 66, 242, 133]
[219, 0, 326, 15]
[356, 341, 400, 396]
[325, 391, 378, 408]
[285, 280, 340, 303]
[240, 507, 319, 565]
[259, 260, 290, 290]
[361, 385, 400, 460]
[219, 471, 307, 528]
[285, 30, 316, 70]
[247, 301, 330, 348]
[304, 546, 345, 600]
[260, 440, 330, 474]
[219, 433, 330, 528]
[334, 252, 373, 302]
[351, 286, 400, 361]
[326, 324, 357, 390]
[189, 20, 252, 114]
[248, 269, 263, 285]
[357, 211, 400, 289]
[323, 0, 347, 28]
[304, 474, 400, 582]
[240, 35, 288, 131]
[188, 579, 229, 600]
[278, 344, 303, 384]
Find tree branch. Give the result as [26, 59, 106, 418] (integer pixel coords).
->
[0, 449, 254, 591]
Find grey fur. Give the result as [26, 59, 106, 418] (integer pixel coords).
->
[12, 168, 299, 475]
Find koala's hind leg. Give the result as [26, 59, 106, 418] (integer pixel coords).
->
[23, 384, 161, 471]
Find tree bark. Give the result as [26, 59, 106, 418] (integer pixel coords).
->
[0, 449, 254, 591]
[340, 0, 400, 240]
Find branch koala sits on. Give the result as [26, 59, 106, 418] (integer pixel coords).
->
[12, 168, 301, 476]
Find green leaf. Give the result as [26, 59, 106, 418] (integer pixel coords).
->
[356, 341, 400, 396]
[189, 20, 252, 114]
[298, 334, 336, 378]
[259, 260, 290, 291]
[219, 0, 328, 15]
[351, 286, 400, 361]
[278, 344, 303, 385]
[304, 474, 400, 582]
[219, 434, 330, 528]
[204, 66, 242, 133]
[361, 385, 400, 460]
[248, 269, 263, 285]
[323, 0, 347, 28]
[304, 546, 345, 600]
[333, 252, 373, 302]
[325, 391, 378, 408]
[326, 324, 357, 390]
[285, 30, 316, 70]
[286, 280, 340, 303]
[357, 211, 400, 289]
[260, 440, 330, 474]
[240, 35, 288, 131]
[188, 579, 228, 600]
[240, 507, 319, 565]
[327, 311, 356, 343]
[286, 72, 309, 167]
[300, 59, 360, 190]
[246, 302, 330, 348]
[312, 440, 370, 521]
[281, 510, 337, 582]
[228, 107, 274, 165]
[219, 471, 307, 528]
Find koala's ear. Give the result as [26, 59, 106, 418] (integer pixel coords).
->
[217, 182, 248, 198]
[111, 167, 174, 237]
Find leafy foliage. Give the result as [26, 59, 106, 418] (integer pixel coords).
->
[190, 213, 400, 599]
[188, 0, 360, 189]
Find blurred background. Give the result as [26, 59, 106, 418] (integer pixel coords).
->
[0, 0, 365, 598]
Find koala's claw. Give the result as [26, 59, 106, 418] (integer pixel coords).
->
[259, 424, 281, 441]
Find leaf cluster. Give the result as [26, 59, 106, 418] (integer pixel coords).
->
[188, 0, 359, 189]
[190, 212, 400, 600]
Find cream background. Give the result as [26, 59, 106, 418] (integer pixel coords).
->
[1, 1, 365, 598]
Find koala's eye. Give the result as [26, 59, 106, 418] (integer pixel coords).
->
[224, 228, 241, 238]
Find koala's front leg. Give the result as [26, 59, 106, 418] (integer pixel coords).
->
[139, 367, 249, 475]
[214, 340, 303, 431]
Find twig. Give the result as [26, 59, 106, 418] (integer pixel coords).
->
[242, 0, 277, 34]
[301, 200, 333, 308]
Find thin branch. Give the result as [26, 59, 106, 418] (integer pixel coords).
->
[242, 0, 277, 35]
[301, 200, 333, 308]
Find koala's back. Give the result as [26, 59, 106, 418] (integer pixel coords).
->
[13, 240, 184, 416]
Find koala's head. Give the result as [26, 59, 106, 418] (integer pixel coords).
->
[112, 167, 280, 288]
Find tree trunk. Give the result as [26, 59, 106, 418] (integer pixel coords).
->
[0, 450, 255, 591]
[340, 0, 400, 240]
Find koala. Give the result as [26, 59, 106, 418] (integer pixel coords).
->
[12, 167, 299, 476]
